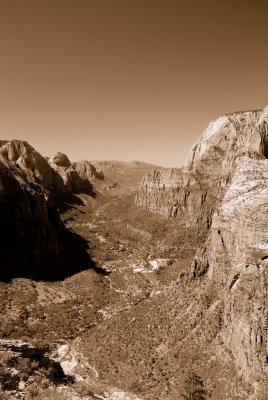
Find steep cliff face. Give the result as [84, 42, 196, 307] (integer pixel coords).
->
[135, 169, 184, 217]
[50, 151, 72, 168]
[136, 107, 268, 228]
[195, 159, 268, 388]
[136, 106, 268, 396]
[136, 168, 218, 227]
[49, 156, 104, 195]
[0, 146, 63, 279]
[0, 140, 65, 197]
[0, 141, 97, 280]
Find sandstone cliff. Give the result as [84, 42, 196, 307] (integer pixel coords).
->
[0, 141, 63, 279]
[0, 141, 97, 280]
[135, 167, 217, 227]
[0, 140, 65, 197]
[136, 107, 268, 228]
[49, 154, 104, 195]
[50, 151, 72, 168]
[193, 159, 268, 391]
[136, 106, 268, 397]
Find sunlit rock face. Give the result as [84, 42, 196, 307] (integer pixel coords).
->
[50, 151, 72, 168]
[72, 160, 104, 181]
[0, 140, 65, 196]
[136, 107, 268, 228]
[201, 160, 268, 384]
[49, 155, 104, 194]
[136, 167, 219, 228]
[135, 168, 183, 217]
[136, 106, 268, 394]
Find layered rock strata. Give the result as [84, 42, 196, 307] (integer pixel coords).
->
[49, 154, 104, 194]
[0, 141, 64, 278]
[136, 106, 268, 395]
[0, 140, 65, 198]
[136, 107, 268, 228]
[194, 159, 268, 387]
[0, 141, 100, 279]
[136, 168, 218, 227]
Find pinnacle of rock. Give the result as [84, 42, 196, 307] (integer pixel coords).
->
[50, 152, 72, 168]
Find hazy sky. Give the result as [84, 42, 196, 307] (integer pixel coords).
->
[0, 0, 268, 167]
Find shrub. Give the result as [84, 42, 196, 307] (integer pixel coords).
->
[182, 371, 208, 400]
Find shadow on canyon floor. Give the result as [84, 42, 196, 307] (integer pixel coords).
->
[57, 190, 96, 213]
[0, 228, 108, 282]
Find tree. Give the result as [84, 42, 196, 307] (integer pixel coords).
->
[182, 371, 208, 400]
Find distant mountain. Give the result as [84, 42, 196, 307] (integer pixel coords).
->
[91, 160, 163, 194]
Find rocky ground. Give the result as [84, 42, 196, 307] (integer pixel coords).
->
[1, 107, 268, 399]
[0, 189, 254, 399]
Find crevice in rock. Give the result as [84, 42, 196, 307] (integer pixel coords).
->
[229, 273, 240, 289]
[259, 122, 268, 159]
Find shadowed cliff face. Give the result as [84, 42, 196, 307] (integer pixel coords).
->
[0, 140, 65, 197]
[0, 141, 157, 281]
[49, 155, 100, 197]
[136, 106, 268, 396]
[0, 141, 100, 281]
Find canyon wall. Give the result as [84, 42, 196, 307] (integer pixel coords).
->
[136, 106, 268, 394]
[0, 141, 102, 279]
[194, 159, 268, 387]
[0, 141, 63, 278]
[136, 107, 268, 228]
[49, 153, 104, 195]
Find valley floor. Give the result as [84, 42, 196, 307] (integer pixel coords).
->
[0, 192, 255, 399]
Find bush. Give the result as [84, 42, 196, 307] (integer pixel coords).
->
[0, 367, 19, 390]
[182, 371, 208, 400]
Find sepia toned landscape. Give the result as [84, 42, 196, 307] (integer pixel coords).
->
[0, 107, 268, 399]
[1, 1, 268, 399]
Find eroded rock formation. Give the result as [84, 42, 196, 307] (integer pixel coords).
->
[136, 105, 268, 396]
[50, 151, 72, 168]
[136, 107, 268, 228]
[0, 141, 64, 278]
[49, 155, 104, 195]
[195, 159, 268, 386]
[0, 141, 98, 280]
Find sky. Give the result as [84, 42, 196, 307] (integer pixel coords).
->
[0, 0, 268, 167]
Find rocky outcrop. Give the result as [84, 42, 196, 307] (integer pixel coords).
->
[72, 160, 104, 181]
[136, 107, 268, 228]
[0, 339, 49, 356]
[0, 141, 97, 280]
[184, 109, 268, 391]
[0, 339, 71, 394]
[135, 169, 183, 217]
[49, 156, 104, 195]
[136, 106, 268, 395]
[0, 143, 64, 278]
[0, 140, 65, 197]
[193, 159, 268, 387]
[136, 168, 217, 227]
[50, 151, 72, 168]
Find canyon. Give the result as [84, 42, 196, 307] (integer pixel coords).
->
[136, 106, 268, 398]
[0, 107, 268, 399]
